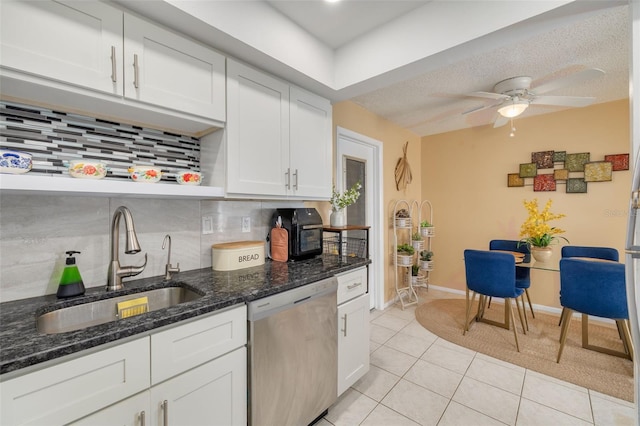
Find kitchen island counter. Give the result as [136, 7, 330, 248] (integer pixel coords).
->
[0, 255, 370, 375]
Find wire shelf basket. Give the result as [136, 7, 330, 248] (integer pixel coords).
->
[323, 236, 367, 258]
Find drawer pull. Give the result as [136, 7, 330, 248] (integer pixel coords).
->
[347, 281, 362, 290]
[133, 54, 139, 88]
[139, 410, 146, 426]
[110, 46, 116, 82]
[293, 169, 299, 190]
[162, 400, 169, 426]
[285, 168, 291, 190]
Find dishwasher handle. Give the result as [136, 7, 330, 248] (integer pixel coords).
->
[248, 277, 338, 321]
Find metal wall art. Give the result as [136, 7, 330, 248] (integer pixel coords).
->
[508, 150, 628, 193]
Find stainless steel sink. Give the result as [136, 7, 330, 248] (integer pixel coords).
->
[36, 286, 203, 334]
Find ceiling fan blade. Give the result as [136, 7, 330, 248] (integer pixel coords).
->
[493, 115, 510, 128]
[532, 95, 596, 107]
[532, 68, 605, 94]
[466, 91, 509, 100]
[462, 99, 505, 115]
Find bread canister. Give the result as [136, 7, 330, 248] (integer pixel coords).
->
[212, 241, 265, 271]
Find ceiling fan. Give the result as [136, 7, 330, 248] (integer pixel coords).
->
[462, 68, 605, 128]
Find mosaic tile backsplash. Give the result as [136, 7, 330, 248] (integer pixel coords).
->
[0, 101, 200, 181]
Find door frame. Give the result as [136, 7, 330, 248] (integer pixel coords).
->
[336, 126, 384, 310]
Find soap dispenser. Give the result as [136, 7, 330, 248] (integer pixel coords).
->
[57, 251, 86, 298]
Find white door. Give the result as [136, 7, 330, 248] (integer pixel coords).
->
[336, 127, 383, 310]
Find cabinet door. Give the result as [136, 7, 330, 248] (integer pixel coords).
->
[150, 305, 246, 385]
[124, 14, 226, 121]
[337, 294, 370, 395]
[150, 347, 247, 426]
[0, 338, 149, 426]
[289, 86, 333, 199]
[69, 391, 150, 426]
[0, 0, 123, 95]
[226, 60, 290, 196]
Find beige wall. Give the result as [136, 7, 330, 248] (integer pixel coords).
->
[421, 100, 631, 309]
[330, 101, 422, 303]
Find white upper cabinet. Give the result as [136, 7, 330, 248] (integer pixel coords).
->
[124, 14, 226, 121]
[226, 59, 290, 197]
[0, 0, 226, 132]
[0, 0, 123, 95]
[226, 59, 332, 200]
[290, 86, 332, 199]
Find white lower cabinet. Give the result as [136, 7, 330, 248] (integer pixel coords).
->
[149, 347, 246, 426]
[336, 268, 370, 396]
[0, 305, 247, 426]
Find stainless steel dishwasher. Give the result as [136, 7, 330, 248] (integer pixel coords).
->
[248, 276, 338, 426]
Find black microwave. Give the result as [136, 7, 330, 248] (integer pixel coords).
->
[272, 208, 323, 260]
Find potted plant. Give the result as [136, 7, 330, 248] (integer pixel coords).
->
[518, 198, 569, 262]
[395, 209, 411, 228]
[396, 243, 415, 266]
[419, 250, 434, 270]
[329, 181, 361, 226]
[411, 264, 422, 285]
[411, 231, 424, 251]
[420, 220, 435, 237]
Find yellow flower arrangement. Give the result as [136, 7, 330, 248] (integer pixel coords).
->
[519, 198, 569, 248]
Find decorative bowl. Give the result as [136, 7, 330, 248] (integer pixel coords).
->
[129, 166, 162, 183]
[176, 170, 202, 186]
[68, 160, 107, 179]
[0, 149, 32, 174]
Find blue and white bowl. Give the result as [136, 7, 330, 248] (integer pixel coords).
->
[0, 150, 32, 174]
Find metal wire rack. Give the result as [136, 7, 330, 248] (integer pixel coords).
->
[323, 236, 367, 258]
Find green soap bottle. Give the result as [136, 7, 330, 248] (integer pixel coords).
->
[57, 251, 86, 298]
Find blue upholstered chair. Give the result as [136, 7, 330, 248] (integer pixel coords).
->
[559, 246, 620, 326]
[490, 240, 534, 320]
[464, 249, 527, 352]
[557, 258, 633, 362]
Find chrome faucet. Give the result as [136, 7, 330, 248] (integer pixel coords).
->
[106, 206, 147, 291]
[162, 234, 180, 280]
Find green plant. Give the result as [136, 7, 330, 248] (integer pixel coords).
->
[411, 232, 423, 241]
[330, 181, 361, 211]
[420, 250, 433, 261]
[397, 244, 415, 255]
[420, 220, 432, 227]
[411, 264, 420, 276]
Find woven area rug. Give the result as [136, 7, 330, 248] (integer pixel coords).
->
[415, 298, 634, 402]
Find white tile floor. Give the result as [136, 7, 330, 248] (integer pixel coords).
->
[321, 289, 637, 426]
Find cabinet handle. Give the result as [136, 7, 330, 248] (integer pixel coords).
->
[110, 46, 117, 83]
[285, 168, 291, 190]
[293, 169, 299, 190]
[161, 400, 169, 426]
[347, 281, 362, 290]
[133, 54, 139, 89]
[139, 410, 146, 426]
[342, 314, 348, 337]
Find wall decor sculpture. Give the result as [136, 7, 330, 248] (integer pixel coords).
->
[508, 150, 628, 194]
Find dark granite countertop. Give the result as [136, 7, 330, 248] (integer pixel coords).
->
[0, 255, 370, 375]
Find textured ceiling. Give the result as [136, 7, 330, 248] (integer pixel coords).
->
[265, 1, 629, 137]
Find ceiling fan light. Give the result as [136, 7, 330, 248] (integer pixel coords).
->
[498, 101, 529, 118]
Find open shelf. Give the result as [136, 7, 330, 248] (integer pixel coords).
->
[0, 174, 225, 199]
